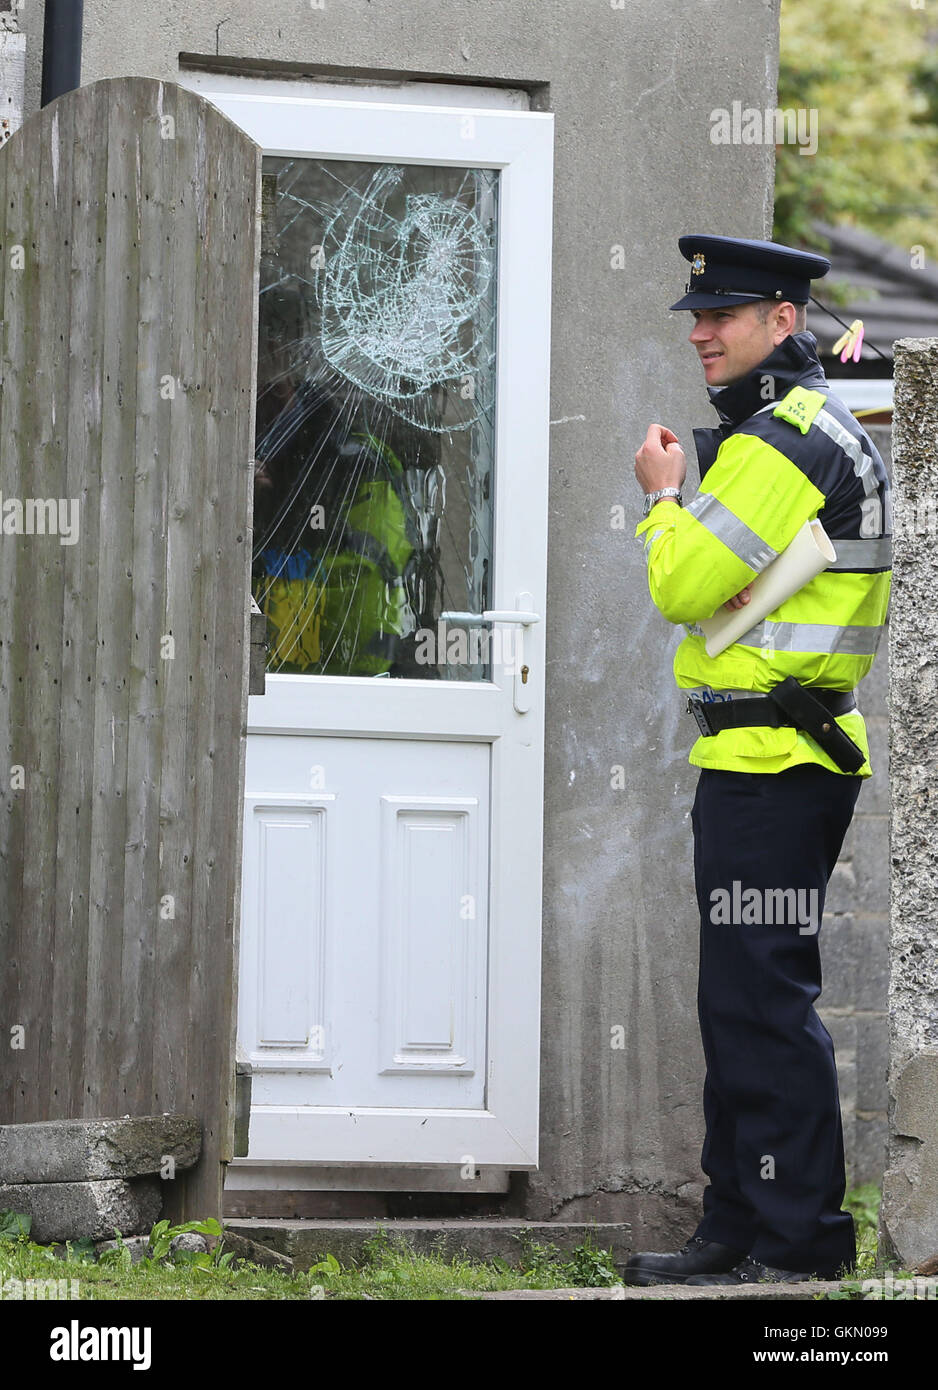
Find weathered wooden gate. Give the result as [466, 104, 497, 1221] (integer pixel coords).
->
[0, 77, 260, 1221]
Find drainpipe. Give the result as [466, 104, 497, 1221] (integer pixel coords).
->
[40, 0, 84, 108]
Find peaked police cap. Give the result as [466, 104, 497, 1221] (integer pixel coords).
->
[669, 234, 831, 311]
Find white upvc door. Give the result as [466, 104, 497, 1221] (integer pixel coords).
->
[198, 86, 553, 1168]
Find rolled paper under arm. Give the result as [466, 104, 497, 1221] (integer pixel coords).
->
[698, 518, 837, 659]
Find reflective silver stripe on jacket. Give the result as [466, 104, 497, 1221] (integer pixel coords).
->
[825, 536, 893, 571]
[641, 528, 666, 564]
[684, 491, 777, 571]
[734, 619, 884, 656]
[814, 409, 877, 496]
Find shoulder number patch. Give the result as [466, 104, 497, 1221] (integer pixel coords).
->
[772, 386, 828, 435]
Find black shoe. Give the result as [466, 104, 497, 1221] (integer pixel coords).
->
[686, 1256, 841, 1286]
[623, 1236, 748, 1286]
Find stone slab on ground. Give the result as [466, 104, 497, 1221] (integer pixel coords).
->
[0, 1178, 162, 1243]
[465, 1281, 852, 1300]
[0, 1116, 201, 1183]
[225, 1218, 632, 1272]
[220, 1227, 294, 1273]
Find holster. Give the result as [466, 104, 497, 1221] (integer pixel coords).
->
[767, 676, 865, 774]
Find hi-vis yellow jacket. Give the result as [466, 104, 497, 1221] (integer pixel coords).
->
[635, 334, 891, 777]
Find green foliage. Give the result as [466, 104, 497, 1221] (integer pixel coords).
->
[516, 1229, 620, 1287]
[63, 1236, 98, 1265]
[776, 0, 938, 260]
[94, 1216, 236, 1276]
[822, 1186, 933, 1298]
[307, 1251, 341, 1282]
[145, 1216, 224, 1264]
[910, 47, 938, 127]
[359, 1224, 394, 1266]
[824, 1283, 857, 1299]
[0, 1210, 31, 1242]
[307, 1223, 622, 1298]
[562, 1235, 621, 1287]
[96, 1230, 135, 1273]
[0, 1208, 623, 1299]
[844, 1182, 880, 1276]
[844, 1182, 881, 1228]
[825, 1271, 931, 1301]
[516, 1232, 566, 1284]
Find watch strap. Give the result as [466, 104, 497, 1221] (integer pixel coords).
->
[643, 487, 683, 516]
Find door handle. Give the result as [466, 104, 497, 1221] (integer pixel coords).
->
[481, 610, 540, 626]
[441, 594, 539, 713]
[440, 610, 540, 625]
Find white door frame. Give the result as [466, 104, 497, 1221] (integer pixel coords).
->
[184, 78, 554, 1171]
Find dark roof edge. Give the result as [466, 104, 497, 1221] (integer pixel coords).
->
[813, 220, 938, 299]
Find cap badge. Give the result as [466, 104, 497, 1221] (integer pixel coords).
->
[691, 252, 706, 276]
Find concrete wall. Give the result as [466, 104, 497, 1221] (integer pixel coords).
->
[819, 424, 892, 1192]
[881, 339, 938, 1269]
[21, 0, 781, 1238]
[0, 0, 25, 147]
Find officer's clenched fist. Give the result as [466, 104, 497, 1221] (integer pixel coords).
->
[635, 423, 687, 495]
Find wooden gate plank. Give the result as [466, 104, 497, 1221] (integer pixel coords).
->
[152, 80, 200, 1130]
[35, 96, 75, 1120]
[83, 77, 141, 1116]
[0, 79, 24, 1123]
[52, 82, 109, 1117]
[116, 80, 169, 1120]
[7, 97, 44, 1120]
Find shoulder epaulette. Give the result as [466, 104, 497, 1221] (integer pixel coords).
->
[771, 385, 828, 435]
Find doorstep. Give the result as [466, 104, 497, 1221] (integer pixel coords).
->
[224, 1217, 633, 1271]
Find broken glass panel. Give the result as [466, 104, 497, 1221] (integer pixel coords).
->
[252, 157, 498, 680]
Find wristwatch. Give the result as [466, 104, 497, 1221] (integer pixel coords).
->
[642, 487, 683, 517]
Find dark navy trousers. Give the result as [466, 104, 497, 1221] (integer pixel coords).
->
[690, 764, 862, 1275]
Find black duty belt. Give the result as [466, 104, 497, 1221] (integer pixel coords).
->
[686, 677, 864, 774]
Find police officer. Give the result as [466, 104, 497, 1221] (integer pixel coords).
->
[624, 235, 891, 1285]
